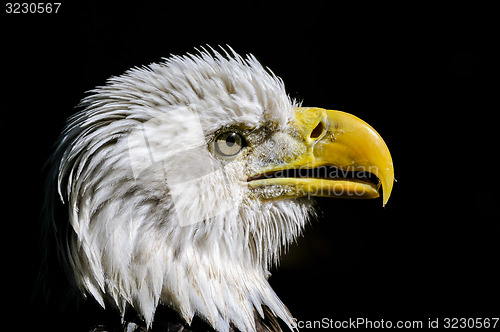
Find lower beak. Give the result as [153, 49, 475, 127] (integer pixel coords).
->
[248, 107, 394, 206]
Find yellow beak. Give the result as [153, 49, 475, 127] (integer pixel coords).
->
[248, 107, 394, 206]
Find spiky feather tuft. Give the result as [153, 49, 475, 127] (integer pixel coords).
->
[43, 47, 312, 331]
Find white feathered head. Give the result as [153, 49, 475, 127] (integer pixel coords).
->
[44, 47, 393, 331]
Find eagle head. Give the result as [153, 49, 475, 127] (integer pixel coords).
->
[45, 47, 394, 331]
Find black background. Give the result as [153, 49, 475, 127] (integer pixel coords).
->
[2, 2, 498, 331]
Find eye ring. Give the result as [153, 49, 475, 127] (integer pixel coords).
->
[214, 131, 246, 157]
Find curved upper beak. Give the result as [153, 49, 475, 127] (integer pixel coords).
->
[248, 107, 394, 206]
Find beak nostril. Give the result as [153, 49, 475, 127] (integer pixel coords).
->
[310, 121, 325, 139]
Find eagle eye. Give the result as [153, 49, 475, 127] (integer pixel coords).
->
[214, 131, 246, 157]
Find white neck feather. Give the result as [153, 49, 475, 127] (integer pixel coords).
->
[48, 47, 311, 331]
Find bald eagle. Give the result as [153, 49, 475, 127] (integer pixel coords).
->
[42, 47, 394, 332]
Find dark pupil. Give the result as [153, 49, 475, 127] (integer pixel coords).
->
[225, 134, 236, 147]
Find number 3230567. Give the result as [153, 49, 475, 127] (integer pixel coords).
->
[6, 3, 61, 14]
